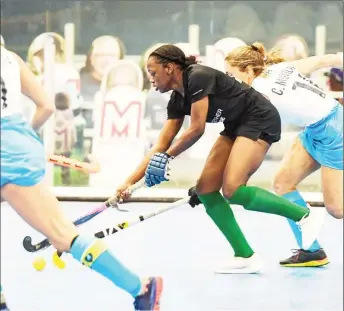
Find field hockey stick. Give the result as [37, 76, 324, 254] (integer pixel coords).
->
[23, 179, 146, 253]
[48, 154, 100, 174]
[52, 196, 190, 268]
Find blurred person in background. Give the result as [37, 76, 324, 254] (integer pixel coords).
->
[273, 34, 309, 62]
[79, 35, 125, 103]
[213, 37, 246, 73]
[27, 32, 65, 77]
[26, 33, 86, 166]
[105, 59, 144, 91]
[325, 67, 343, 105]
[54, 90, 77, 185]
[79, 35, 125, 141]
[90, 59, 145, 155]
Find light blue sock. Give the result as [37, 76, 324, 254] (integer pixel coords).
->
[70, 235, 141, 297]
[283, 191, 321, 252]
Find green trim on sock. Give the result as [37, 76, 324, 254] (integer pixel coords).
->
[229, 185, 309, 222]
[199, 191, 254, 258]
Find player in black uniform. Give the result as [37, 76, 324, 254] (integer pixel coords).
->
[116, 44, 323, 273]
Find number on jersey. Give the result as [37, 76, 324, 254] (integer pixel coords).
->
[293, 73, 326, 98]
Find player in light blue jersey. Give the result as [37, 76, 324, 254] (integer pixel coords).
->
[1, 45, 163, 311]
[225, 42, 343, 267]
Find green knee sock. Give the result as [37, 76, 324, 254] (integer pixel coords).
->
[229, 185, 309, 221]
[199, 192, 254, 258]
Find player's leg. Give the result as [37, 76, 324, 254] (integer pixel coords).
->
[196, 135, 259, 273]
[1, 117, 162, 310]
[222, 135, 324, 251]
[1, 182, 162, 310]
[273, 137, 328, 267]
[322, 167, 343, 219]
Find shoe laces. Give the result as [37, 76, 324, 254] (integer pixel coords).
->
[297, 214, 308, 230]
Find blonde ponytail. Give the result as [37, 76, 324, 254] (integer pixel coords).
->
[265, 47, 285, 65]
[225, 41, 286, 77]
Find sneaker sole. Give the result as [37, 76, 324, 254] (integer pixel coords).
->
[280, 258, 329, 267]
[214, 265, 263, 274]
[152, 277, 163, 311]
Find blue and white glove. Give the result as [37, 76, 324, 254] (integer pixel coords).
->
[145, 152, 173, 187]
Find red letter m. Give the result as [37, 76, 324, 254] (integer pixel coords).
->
[99, 100, 142, 139]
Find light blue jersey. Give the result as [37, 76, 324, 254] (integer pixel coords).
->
[252, 63, 343, 170]
[1, 46, 46, 188]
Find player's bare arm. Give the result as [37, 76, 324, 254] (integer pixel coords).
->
[290, 53, 343, 76]
[12, 52, 55, 130]
[166, 96, 208, 157]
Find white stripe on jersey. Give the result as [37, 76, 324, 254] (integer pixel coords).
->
[252, 63, 337, 127]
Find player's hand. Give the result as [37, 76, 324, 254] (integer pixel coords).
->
[115, 183, 133, 202]
[145, 153, 173, 187]
[188, 186, 201, 208]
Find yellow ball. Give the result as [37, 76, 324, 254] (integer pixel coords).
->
[32, 257, 46, 271]
[52, 251, 66, 269]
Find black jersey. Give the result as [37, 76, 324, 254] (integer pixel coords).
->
[167, 64, 253, 124]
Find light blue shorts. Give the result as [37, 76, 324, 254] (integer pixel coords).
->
[1, 114, 46, 188]
[299, 103, 343, 170]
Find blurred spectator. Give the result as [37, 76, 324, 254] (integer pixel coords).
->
[272, 34, 309, 61]
[54, 90, 77, 185]
[26, 32, 65, 76]
[79, 35, 125, 102]
[79, 35, 125, 131]
[144, 89, 170, 131]
[106, 59, 143, 91]
[325, 67, 343, 104]
[26, 32, 86, 162]
[213, 37, 246, 72]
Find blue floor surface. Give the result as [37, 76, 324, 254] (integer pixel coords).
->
[1, 201, 342, 311]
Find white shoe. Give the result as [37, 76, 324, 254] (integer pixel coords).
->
[214, 253, 263, 274]
[298, 207, 326, 250]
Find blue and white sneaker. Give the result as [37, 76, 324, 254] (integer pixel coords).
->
[134, 277, 163, 311]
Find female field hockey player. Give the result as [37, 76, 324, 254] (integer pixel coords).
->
[0, 45, 162, 311]
[225, 43, 343, 267]
[116, 44, 324, 274]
